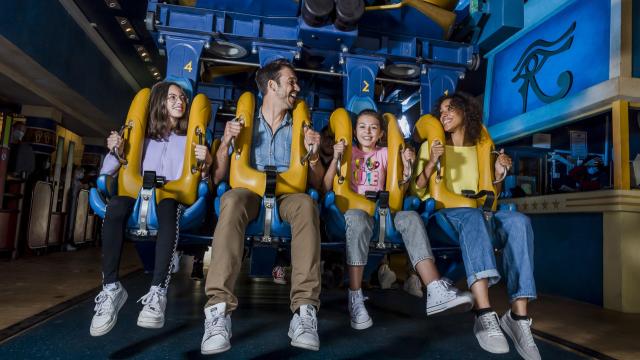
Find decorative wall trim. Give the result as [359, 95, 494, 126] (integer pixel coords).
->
[500, 190, 640, 214]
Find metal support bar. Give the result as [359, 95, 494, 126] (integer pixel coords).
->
[200, 57, 420, 86]
[376, 207, 387, 249]
[262, 197, 274, 243]
[135, 188, 153, 237]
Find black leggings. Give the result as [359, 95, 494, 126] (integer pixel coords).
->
[102, 196, 180, 287]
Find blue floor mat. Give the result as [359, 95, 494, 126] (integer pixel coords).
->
[0, 270, 587, 359]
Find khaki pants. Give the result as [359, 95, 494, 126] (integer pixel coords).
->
[205, 188, 321, 313]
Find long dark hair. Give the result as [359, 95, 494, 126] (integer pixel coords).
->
[146, 81, 189, 139]
[432, 92, 483, 145]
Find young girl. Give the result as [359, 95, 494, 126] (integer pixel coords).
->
[90, 82, 212, 336]
[323, 109, 473, 330]
[413, 93, 539, 359]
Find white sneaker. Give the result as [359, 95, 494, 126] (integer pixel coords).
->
[403, 274, 423, 297]
[136, 285, 167, 329]
[90, 282, 127, 336]
[201, 303, 232, 355]
[288, 304, 320, 351]
[378, 264, 397, 289]
[474, 311, 509, 354]
[348, 289, 373, 330]
[500, 310, 541, 360]
[426, 278, 474, 315]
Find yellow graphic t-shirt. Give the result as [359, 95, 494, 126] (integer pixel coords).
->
[411, 141, 479, 200]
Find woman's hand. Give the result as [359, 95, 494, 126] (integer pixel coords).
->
[427, 139, 444, 166]
[333, 140, 345, 161]
[106, 131, 124, 156]
[494, 148, 512, 177]
[194, 144, 213, 175]
[402, 147, 416, 166]
[401, 147, 415, 180]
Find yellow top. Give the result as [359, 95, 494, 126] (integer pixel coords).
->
[412, 141, 479, 200]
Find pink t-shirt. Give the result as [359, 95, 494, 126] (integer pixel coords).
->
[350, 146, 388, 195]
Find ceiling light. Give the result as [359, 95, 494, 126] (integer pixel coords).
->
[104, 0, 121, 10]
[116, 16, 138, 40]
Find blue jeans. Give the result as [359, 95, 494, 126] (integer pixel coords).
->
[436, 208, 537, 302]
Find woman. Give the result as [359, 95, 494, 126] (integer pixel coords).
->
[90, 82, 212, 336]
[325, 109, 472, 331]
[412, 93, 540, 360]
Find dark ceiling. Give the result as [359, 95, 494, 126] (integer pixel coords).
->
[73, 0, 164, 89]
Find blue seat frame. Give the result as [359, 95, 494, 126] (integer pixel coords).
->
[214, 182, 320, 277]
[89, 174, 212, 271]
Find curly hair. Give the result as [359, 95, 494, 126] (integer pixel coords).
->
[432, 92, 484, 145]
[146, 81, 189, 140]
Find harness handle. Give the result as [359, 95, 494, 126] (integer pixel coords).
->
[300, 124, 316, 165]
[491, 150, 510, 184]
[192, 127, 204, 174]
[230, 116, 244, 160]
[335, 139, 346, 184]
[398, 145, 413, 186]
[111, 121, 133, 165]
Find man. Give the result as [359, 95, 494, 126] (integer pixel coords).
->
[201, 59, 324, 354]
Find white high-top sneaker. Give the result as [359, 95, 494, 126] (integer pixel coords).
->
[348, 289, 373, 330]
[90, 282, 128, 336]
[137, 285, 167, 329]
[288, 304, 320, 351]
[201, 303, 232, 355]
[426, 278, 474, 315]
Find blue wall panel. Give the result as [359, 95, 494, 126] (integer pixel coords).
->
[486, 0, 610, 126]
[527, 213, 603, 306]
[0, 1, 134, 124]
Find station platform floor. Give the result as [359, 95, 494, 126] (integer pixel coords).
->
[0, 245, 638, 359]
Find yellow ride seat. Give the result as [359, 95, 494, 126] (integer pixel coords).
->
[365, 0, 458, 39]
[329, 108, 408, 216]
[411, 114, 497, 210]
[229, 91, 312, 196]
[116, 88, 211, 205]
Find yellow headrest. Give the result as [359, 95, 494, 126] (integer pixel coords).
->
[413, 114, 497, 210]
[117, 88, 211, 205]
[229, 92, 311, 196]
[407, 0, 457, 38]
[329, 108, 407, 216]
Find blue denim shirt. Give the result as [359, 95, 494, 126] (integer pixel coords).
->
[250, 111, 292, 172]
